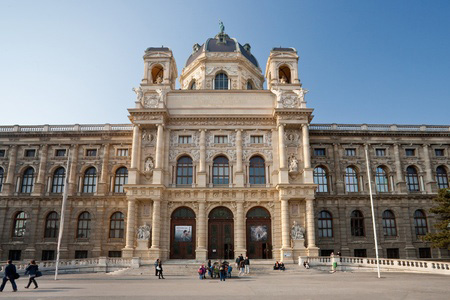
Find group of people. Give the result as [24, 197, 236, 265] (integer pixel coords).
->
[198, 260, 232, 281]
[235, 254, 250, 276]
[273, 261, 286, 271]
[1, 260, 41, 292]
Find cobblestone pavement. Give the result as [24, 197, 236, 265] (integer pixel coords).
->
[0, 270, 448, 300]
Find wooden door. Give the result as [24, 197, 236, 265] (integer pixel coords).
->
[208, 220, 234, 259]
[170, 207, 196, 259]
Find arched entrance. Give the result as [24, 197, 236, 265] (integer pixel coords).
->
[246, 207, 272, 259]
[208, 207, 234, 260]
[170, 207, 196, 259]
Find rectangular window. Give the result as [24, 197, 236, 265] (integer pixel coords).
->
[178, 135, 192, 144]
[86, 149, 97, 157]
[8, 250, 21, 261]
[214, 135, 228, 144]
[117, 149, 129, 157]
[55, 149, 66, 157]
[386, 248, 400, 259]
[314, 148, 326, 156]
[0, 149, 5, 157]
[75, 250, 88, 259]
[418, 248, 431, 259]
[108, 251, 122, 258]
[345, 148, 356, 156]
[375, 149, 386, 157]
[405, 149, 415, 156]
[25, 149, 36, 157]
[435, 149, 444, 157]
[354, 249, 367, 257]
[41, 250, 55, 261]
[320, 249, 334, 257]
[250, 135, 264, 144]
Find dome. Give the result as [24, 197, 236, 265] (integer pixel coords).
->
[185, 32, 260, 68]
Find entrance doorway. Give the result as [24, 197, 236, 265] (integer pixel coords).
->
[170, 207, 196, 259]
[208, 207, 234, 260]
[246, 207, 272, 259]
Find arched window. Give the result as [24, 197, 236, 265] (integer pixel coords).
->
[246, 207, 271, 219]
[375, 166, 389, 193]
[350, 210, 365, 237]
[83, 167, 97, 193]
[345, 167, 359, 193]
[0, 167, 4, 192]
[77, 211, 91, 238]
[406, 166, 420, 192]
[249, 156, 265, 185]
[109, 212, 124, 238]
[246, 81, 253, 90]
[382, 210, 397, 236]
[13, 211, 28, 237]
[313, 167, 328, 193]
[414, 210, 428, 236]
[51, 167, 65, 193]
[436, 166, 449, 189]
[214, 73, 228, 90]
[114, 167, 128, 193]
[213, 156, 229, 185]
[318, 210, 333, 238]
[44, 211, 59, 238]
[21, 167, 34, 193]
[176, 156, 193, 185]
[151, 64, 164, 84]
[172, 207, 196, 219]
[190, 81, 196, 90]
[278, 65, 291, 83]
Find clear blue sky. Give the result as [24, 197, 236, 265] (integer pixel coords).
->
[1, 0, 449, 125]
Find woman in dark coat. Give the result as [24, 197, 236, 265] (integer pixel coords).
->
[157, 261, 165, 279]
[25, 260, 39, 289]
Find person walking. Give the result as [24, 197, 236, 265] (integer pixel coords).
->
[24, 260, 39, 289]
[157, 261, 165, 279]
[238, 259, 245, 276]
[198, 265, 205, 280]
[219, 263, 226, 282]
[154, 259, 160, 276]
[0, 260, 18, 292]
[227, 264, 233, 278]
[244, 256, 250, 274]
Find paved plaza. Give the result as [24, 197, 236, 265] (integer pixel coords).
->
[0, 270, 448, 300]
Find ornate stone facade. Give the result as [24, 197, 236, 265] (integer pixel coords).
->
[0, 30, 448, 262]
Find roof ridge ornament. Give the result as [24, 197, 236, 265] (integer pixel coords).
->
[215, 20, 229, 44]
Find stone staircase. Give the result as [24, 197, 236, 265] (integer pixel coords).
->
[109, 260, 320, 277]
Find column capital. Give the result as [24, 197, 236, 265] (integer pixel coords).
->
[235, 129, 243, 132]
[422, 143, 431, 148]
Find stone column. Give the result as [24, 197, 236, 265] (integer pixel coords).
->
[394, 144, 406, 193]
[5, 145, 17, 195]
[302, 124, 314, 184]
[280, 198, 292, 259]
[422, 144, 435, 193]
[129, 125, 141, 184]
[150, 199, 161, 259]
[68, 144, 79, 195]
[33, 144, 48, 195]
[98, 144, 110, 194]
[332, 143, 343, 194]
[153, 124, 164, 184]
[235, 129, 244, 187]
[196, 200, 207, 260]
[197, 130, 207, 187]
[234, 200, 246, 257]
[123, 199, 136, 258]
[306, 198, 318, 255]
[278, 124, 289, 184]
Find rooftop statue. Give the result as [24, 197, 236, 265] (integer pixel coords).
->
[219, 20, 225, 34]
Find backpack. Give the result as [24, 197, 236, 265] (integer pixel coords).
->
[198, 268, 203, 274]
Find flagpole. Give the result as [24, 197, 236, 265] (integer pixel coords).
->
[365, 146, 381, 278]
[55, 149, 71, 280]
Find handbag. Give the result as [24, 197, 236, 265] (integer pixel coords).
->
[13, 273, 20, 279]
[35, 271, 42, 278]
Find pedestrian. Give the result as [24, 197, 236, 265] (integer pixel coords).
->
[235, 256, 240, 269]
[219, 263, 226, 281]
[227, 264, 233, 278]
[0, 260, 18, 292]
[157, 261, 165, 279]
[238, 259, 245, 276]
[198, 265, 205, 280]
[24, 260, 39, 289]
[244, 256, 250, 274]
[330, 252, 337, 273]
[154, 258, 160, 276]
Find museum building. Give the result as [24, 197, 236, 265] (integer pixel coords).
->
[0, 28, 449, 262]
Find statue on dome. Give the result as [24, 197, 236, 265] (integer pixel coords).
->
[219, 20, 225, 34]
[132, 86, 143, 101]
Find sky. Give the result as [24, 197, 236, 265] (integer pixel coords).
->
[1, 0, 449, 126]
